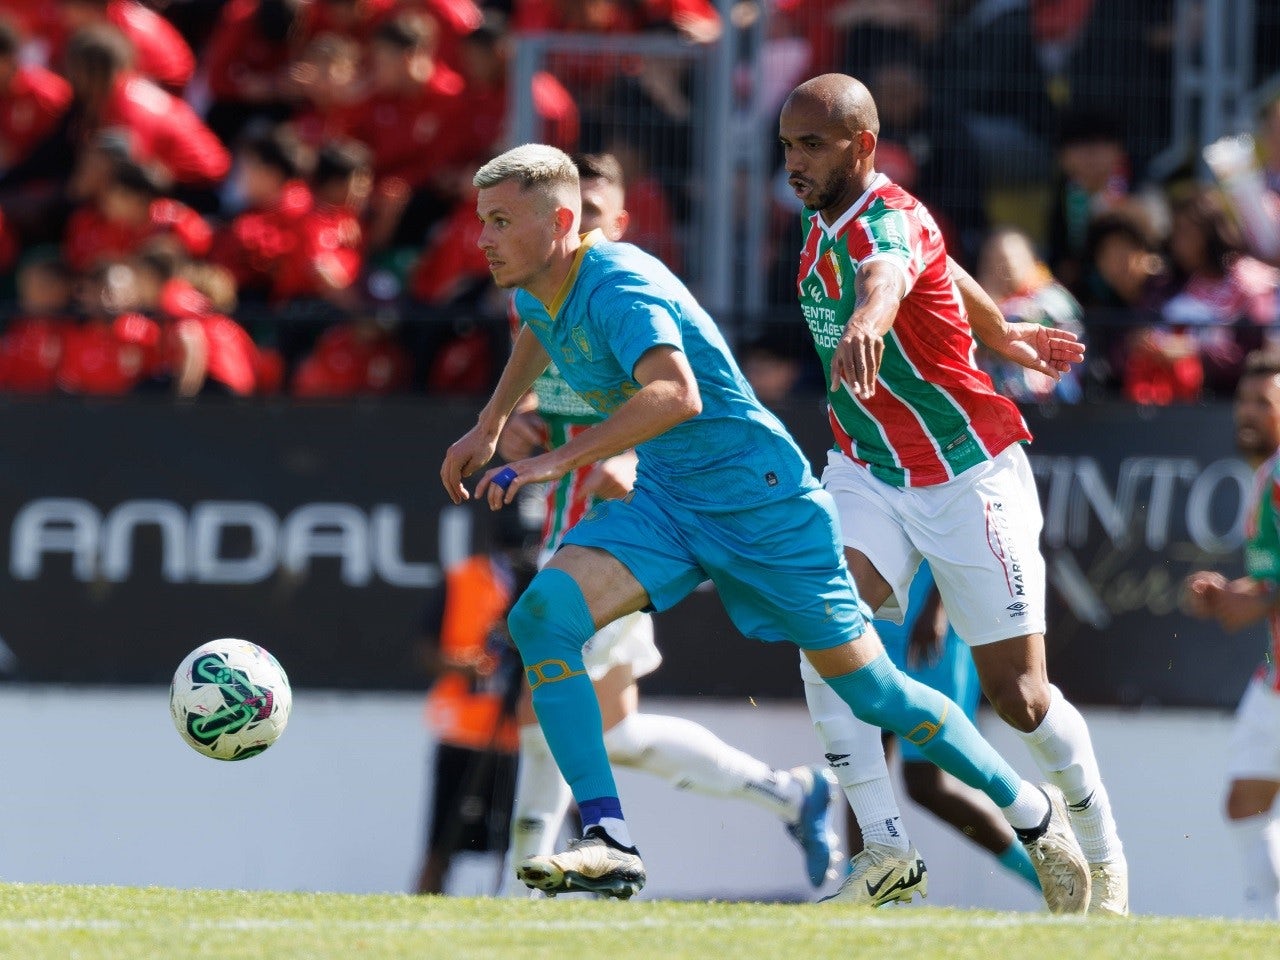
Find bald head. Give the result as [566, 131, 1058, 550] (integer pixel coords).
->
[784, 74, 879, 137]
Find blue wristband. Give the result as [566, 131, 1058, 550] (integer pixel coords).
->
[492, 466, 518, 492]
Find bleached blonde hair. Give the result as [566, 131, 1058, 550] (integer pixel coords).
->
[474, 144, 578, 190]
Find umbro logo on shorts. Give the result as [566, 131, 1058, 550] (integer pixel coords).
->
[1006, 601, 1028, 615]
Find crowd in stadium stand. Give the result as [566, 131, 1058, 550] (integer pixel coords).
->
[0, 0, 1277, 405]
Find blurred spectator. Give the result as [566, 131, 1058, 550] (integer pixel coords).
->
[934, 0, 1056, 186]
[1046, 109, 1130, 294]
[56, 258, 163, 395]
[408, 186, 489, 307]
[290, 300, 411, 397]
[0, 253, 75, 393]
[454, 12, 579, 160]
[61, 24, 230, 188]
[1081, 206, 1178, 400]
[595, 134, 682, 274]
[201, 0, 308, 147]
[212, 126, 363, 306]
[976, 226, 1084, 404]
[301, 0, 399, 44]
[342, 11, 468, 251]
[865, 55, 987, 266]
[54, 0, 196, 92]
[129, 249, 263, 397]
[1064, 0, 1174, 181]
[1154, 187, 1280, 396]
[284, 31, 362, 149]
[413, 505, 534, 894]
[0, 17, 72, 173]
[836, 0, 940, 80]
[62, 156, 212, 273]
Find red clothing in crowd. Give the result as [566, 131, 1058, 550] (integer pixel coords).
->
[0, 315, 71, 393]
[56, 312, 163, 395]
[211, 181, 364, 303]
[62, 197, 213, 272]
[102, 0, 196, 91]
[203, 0, 298, 103]
[161, 278, 260, 396]
[460, 69, 578, 160]
[300, 0, 400, 42]
[34, 1, 195, 91]
[342, 61, 467, 189]
[292, 322, 412, 397]
[410, 194, 487, 303]
[408, 0, 485, 73]
[0, 63, 72, 169]
[623, 175, 682, 275]
[94, 72, 231, 185]
[0, 207, 17, 273]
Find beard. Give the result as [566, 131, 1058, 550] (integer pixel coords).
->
[802, 168, 854, 213]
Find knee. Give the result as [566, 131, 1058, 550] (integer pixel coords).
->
[1225, 781, 1279, 821]
[506, 571, 591, 660]
[984, 674, 1051, 733]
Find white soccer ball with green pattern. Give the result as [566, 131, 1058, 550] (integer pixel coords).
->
[170, 638, 292, 760]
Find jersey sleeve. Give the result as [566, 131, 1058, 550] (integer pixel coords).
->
[1246, 464, 1280, 582]
[850, 201, 924, 295]
[595, 272, 684, 378]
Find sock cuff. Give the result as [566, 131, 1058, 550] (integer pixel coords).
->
[826, 650, 894, 688]
[579, 796, 624, 826]
[1022, 683, 1068, 747]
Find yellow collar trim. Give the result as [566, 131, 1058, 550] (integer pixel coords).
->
[547, 229, 603, 320]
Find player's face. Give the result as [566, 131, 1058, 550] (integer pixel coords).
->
[580, 177, 627, 240]
[779, 98, 859, 219]
[1234, 372, 1280, 459]
[476, 179, 561, 290]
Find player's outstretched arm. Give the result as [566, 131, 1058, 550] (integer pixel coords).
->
[475, 345, 700, 509]
[949, 257, 1085, 378]
[1182, 570, 1276, 631]
[441, 327, 551, 504]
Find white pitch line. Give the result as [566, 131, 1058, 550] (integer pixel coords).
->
[0, 913, 1088, 934]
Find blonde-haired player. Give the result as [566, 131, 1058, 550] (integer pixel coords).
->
[498, 152, 840, 894]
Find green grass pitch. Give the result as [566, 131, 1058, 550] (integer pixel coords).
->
[0, 884, 1276, 960]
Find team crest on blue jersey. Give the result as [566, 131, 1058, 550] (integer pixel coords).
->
[570, 325, 593, 360]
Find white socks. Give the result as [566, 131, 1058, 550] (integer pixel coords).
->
[1229, 814, 1280, 919]
[604, 712, 802, 822]
[1017, 684, 1122, 863]
[801, 655, 908, 852]
[505, 723, 573, 894]
[506, 710, 809, 893]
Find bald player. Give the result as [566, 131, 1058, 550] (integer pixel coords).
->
[778, 73, 1127, 914]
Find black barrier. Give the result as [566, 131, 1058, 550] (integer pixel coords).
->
[0, 396, 1261, 706]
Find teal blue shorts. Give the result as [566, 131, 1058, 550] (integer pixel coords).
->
[561, 485, 869, 651]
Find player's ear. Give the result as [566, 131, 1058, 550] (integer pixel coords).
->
[609, 209, 630, 242]
[553, 204, 576, 238]
[856, 129, 877, 160]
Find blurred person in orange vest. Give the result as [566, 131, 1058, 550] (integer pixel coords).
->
[415, 500, 540, 894]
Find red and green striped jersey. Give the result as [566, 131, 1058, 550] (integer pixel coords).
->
[796, 173, 1032, 487]
[510, 296, 606, 554]
[1243, 450, 1280, 691]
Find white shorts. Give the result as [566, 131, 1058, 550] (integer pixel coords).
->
[822, 444, 1047, 646]
[1226, 677, 1280, 782]
[580, 611, 662, 682]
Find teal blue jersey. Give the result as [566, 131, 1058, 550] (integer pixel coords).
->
[515, 231, 817, 513]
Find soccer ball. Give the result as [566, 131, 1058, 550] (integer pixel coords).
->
[170, 638, 292, 761]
